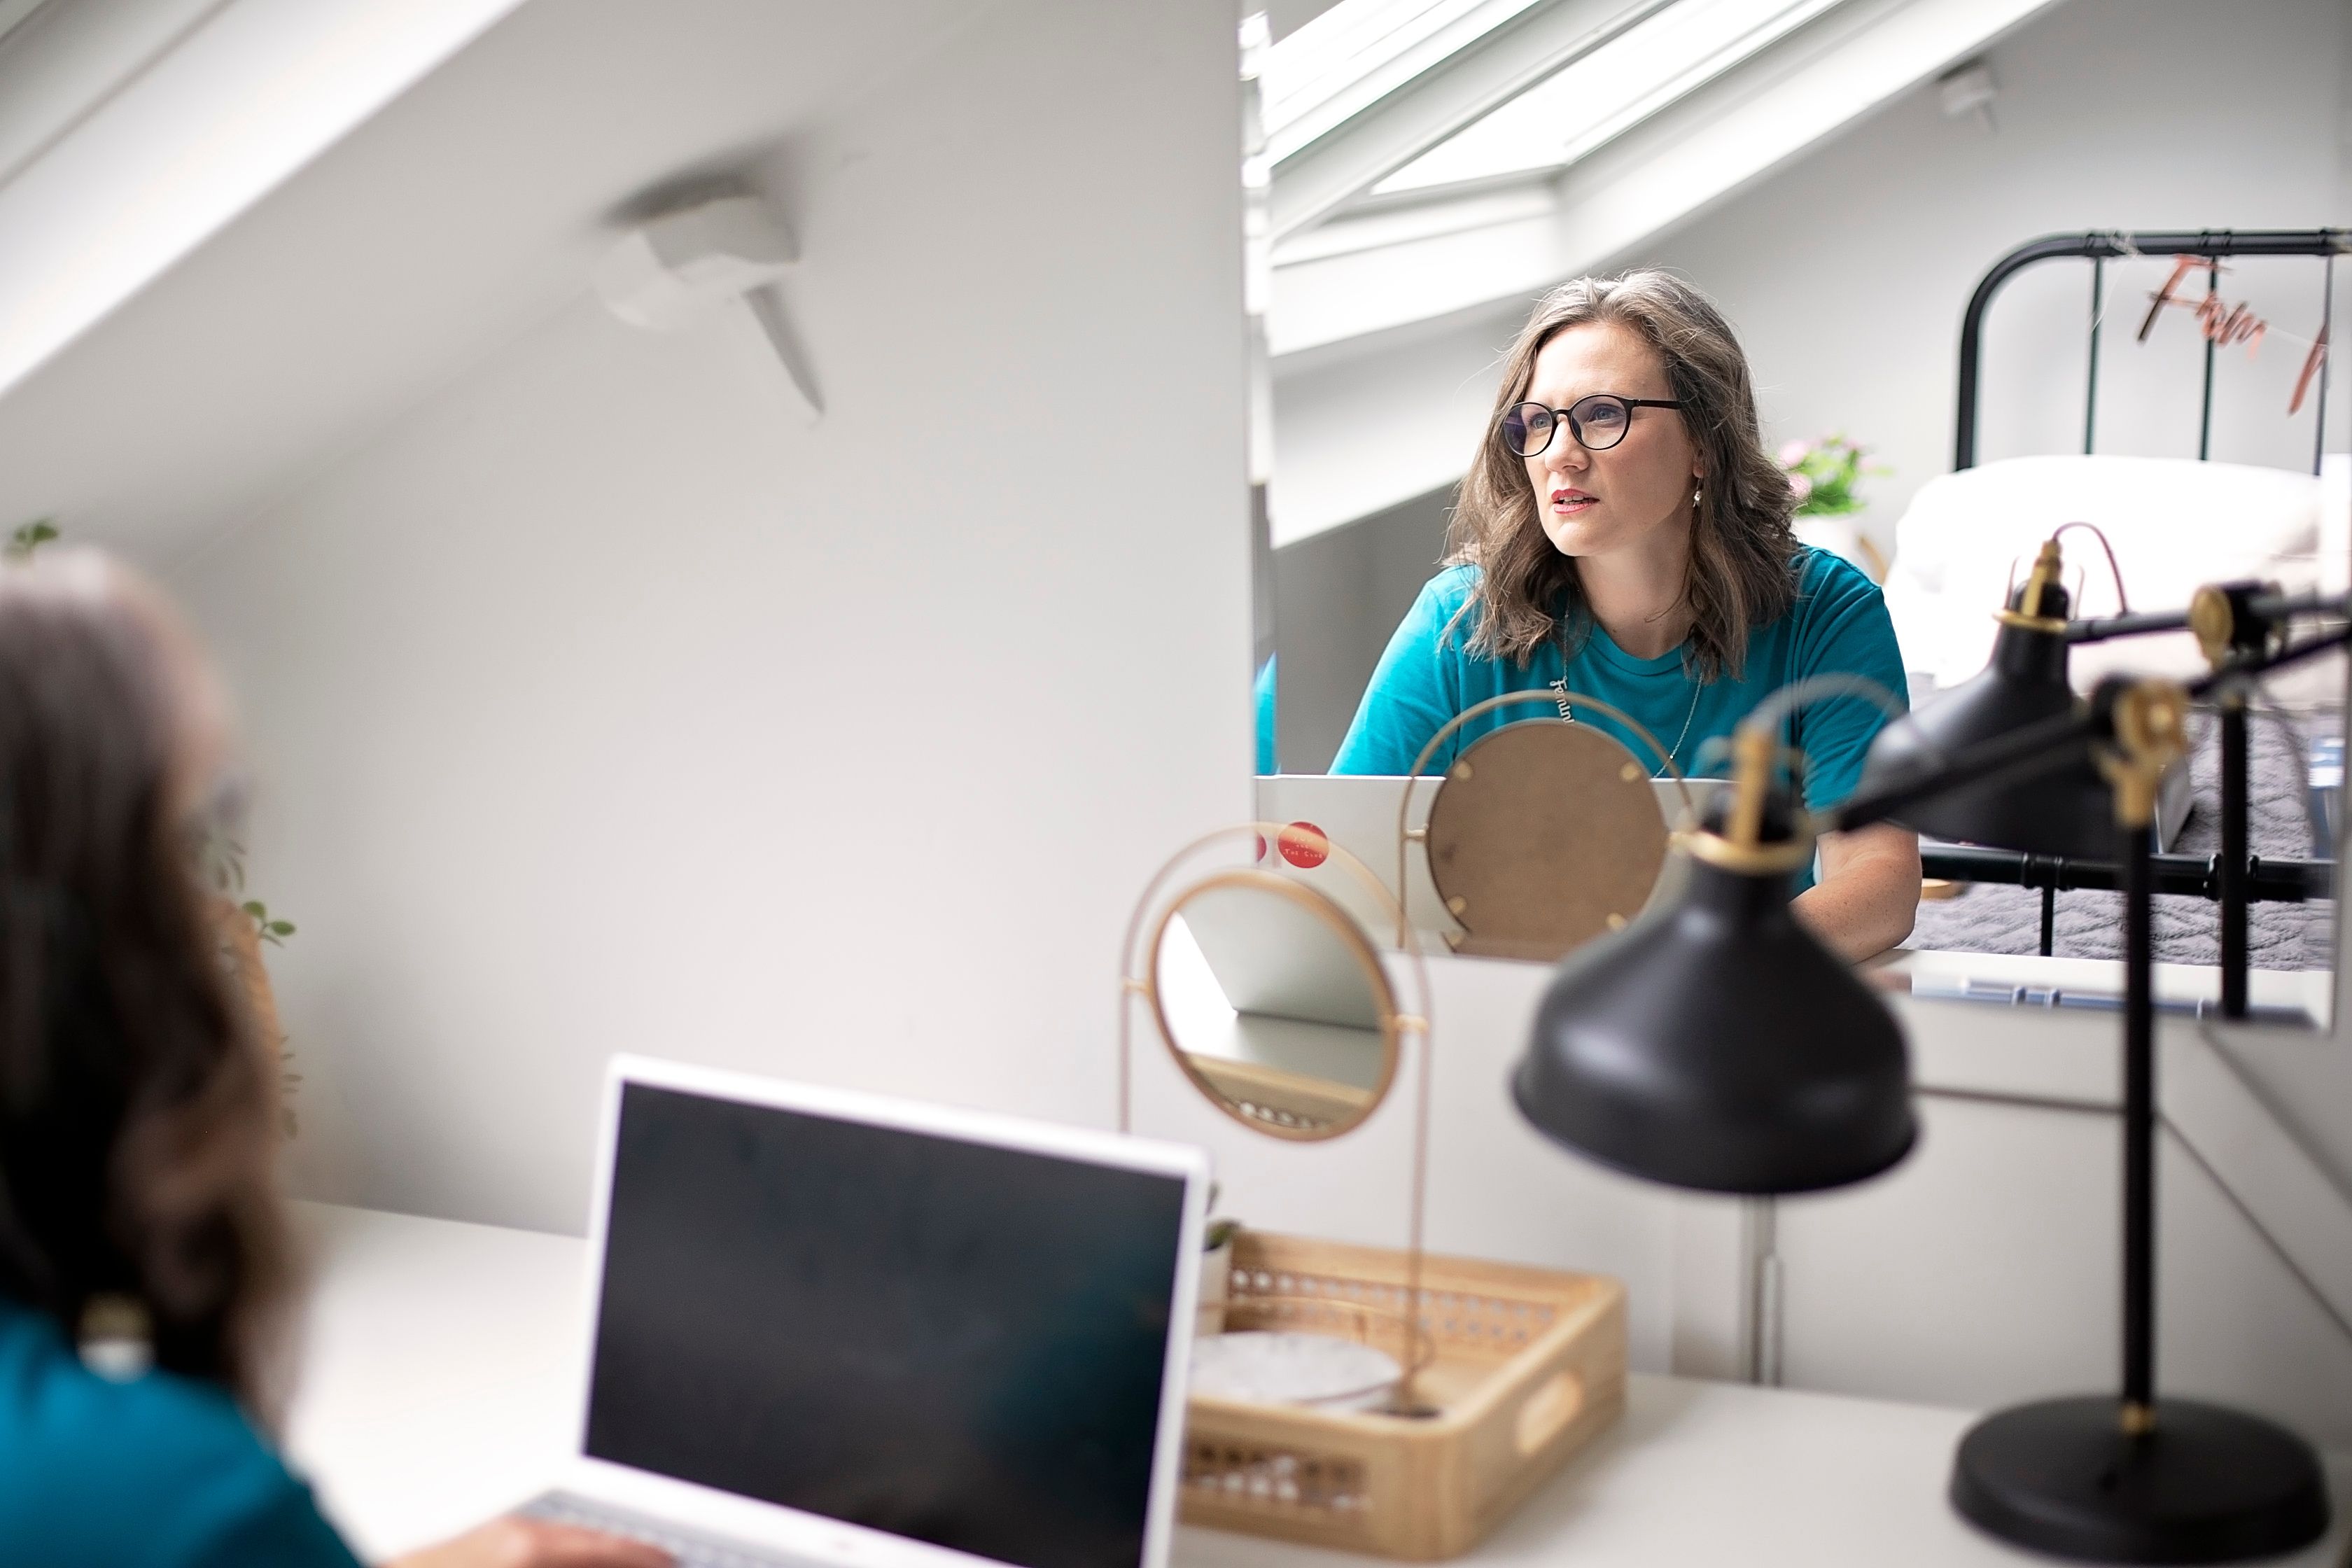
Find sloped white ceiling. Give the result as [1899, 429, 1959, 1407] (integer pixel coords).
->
[1268, 0, 2064, 363]
[0, 0, 524, 406]
[0, 0, 983, 562]
[1261, 0, 2068, 543]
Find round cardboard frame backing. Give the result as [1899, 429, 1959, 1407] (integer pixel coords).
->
[1424, 723, 1670, 961]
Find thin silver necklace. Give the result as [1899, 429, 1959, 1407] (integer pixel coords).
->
[1550, 622, 1704, 778]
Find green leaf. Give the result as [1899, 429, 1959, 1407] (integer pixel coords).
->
[4, 519, 59, 560]
[267, 921, 294, 937]
[241, 900, 267, 918]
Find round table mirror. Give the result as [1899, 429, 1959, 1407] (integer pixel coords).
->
[1148, 870, 1400, 1141]
[1424, 720, 1672, 962]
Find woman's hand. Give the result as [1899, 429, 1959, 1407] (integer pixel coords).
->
[1794, 822, 1921, 962]
[386, 1516, 673, 1568]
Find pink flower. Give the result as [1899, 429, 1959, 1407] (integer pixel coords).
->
[1779, 438, 1811, 466]
[1788, 472, 1814, 503]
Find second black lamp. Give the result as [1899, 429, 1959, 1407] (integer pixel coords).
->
[1513, 724, 1915, 1194]
[1857, 538, 2115, 858]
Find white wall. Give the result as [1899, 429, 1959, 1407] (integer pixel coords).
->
[1646, 0, 2352, 549]
[172, 0, 1253, 1237]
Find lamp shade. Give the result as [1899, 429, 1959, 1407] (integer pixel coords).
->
[1512, 829, 1915, 1195]
[1856, 558, 2114, 858]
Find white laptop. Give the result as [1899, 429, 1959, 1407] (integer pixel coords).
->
[526, 1056, 1210, 1568]
[1254, 773, 1730, 946]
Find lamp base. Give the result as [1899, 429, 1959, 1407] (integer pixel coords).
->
[1951, 1396, 2330, 1563]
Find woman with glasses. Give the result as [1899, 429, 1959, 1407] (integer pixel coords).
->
[1331, 270, 1918, 960]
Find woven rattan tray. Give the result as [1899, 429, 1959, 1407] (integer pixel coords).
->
[1181, 1230, 1625, 1560]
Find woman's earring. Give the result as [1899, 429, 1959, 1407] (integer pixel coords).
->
[1690, 482, 1703, 509]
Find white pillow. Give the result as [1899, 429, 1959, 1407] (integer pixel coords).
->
[1882, 454, 2330, 699]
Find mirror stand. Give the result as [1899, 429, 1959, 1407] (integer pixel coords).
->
[1119, 822, 1436, 1412]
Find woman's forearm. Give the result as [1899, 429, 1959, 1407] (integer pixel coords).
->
[1793, 824, 1921, 962]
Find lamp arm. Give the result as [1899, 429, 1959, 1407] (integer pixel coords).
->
[2189, 624, 2350, 699]
[2067, 608, 2192, 644]
[1730, 673, 1911, 757]
[2066, 590, 2344, 645]
[1824, 626, 2351, 836]
[1825, 704, 2096, 836]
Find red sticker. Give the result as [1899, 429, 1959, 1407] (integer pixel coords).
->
[1278, 821, 1331, 869]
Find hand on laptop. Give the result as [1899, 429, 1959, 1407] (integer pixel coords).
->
[386, 1516, 673, 1568]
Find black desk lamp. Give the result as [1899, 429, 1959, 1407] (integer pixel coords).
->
[1513, 645, 2340, 1562]
[1514, 722, 1913, 1194]
[1869, 530, 2346, 1014]
[1861, 537, 2115, 858]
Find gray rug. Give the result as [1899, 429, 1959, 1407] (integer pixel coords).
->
[1905, 708, 2337, 969]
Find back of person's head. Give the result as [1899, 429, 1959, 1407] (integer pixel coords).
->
[0, 549, 289, 1422]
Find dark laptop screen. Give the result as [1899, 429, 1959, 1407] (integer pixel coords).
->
[584, 1083, 1188, 1568]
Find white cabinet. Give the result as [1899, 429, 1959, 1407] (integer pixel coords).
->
[1770, 1089, 2352, 1448]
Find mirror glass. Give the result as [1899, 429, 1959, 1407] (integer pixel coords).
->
[1149, 873, 1398, 1140]
[1240, 1, 2347, 1029]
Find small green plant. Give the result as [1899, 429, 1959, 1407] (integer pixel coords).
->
[240, 899, 297, 947]
[5, 519, 57, 560]
[198, 829, 301, 1131]
[1204, 1182, 1241, 1251]
[1777, 435, 1885, 518]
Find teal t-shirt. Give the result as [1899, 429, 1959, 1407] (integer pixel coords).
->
[1254, 653, 1278, 775]
[1332, 546, 1906, 837]
[0, 1295, 361, 1568]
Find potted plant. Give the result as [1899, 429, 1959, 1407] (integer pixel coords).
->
[1200, 1186, 1240, 1336]
[1778, 435, 1889, 581]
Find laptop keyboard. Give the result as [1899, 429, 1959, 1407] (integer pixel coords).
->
[523, 1491, 823, 1568]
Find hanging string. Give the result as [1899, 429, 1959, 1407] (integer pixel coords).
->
[2310, 253, 2334, 477]
[2083, 254, 2104, 455]
[2198, 250, 2219, 461]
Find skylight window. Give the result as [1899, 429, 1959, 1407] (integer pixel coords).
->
[1371, 0, 1842, 197]
[1259, 0, 1543, 162]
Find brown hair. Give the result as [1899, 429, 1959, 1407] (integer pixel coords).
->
[0, 552, 291, 1425]
[1445, 270, 1797, 679]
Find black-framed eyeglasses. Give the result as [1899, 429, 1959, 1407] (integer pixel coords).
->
[1501, 394, 1684, 458]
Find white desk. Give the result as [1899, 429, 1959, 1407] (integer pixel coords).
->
[283, 1203, 2352, 1567]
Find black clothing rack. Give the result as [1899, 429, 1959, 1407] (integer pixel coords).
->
[1954, 228, 2348, 474]
[1942, 230, 2348, 1007]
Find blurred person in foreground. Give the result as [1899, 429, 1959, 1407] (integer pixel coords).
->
[0, 550, 668, 1568]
